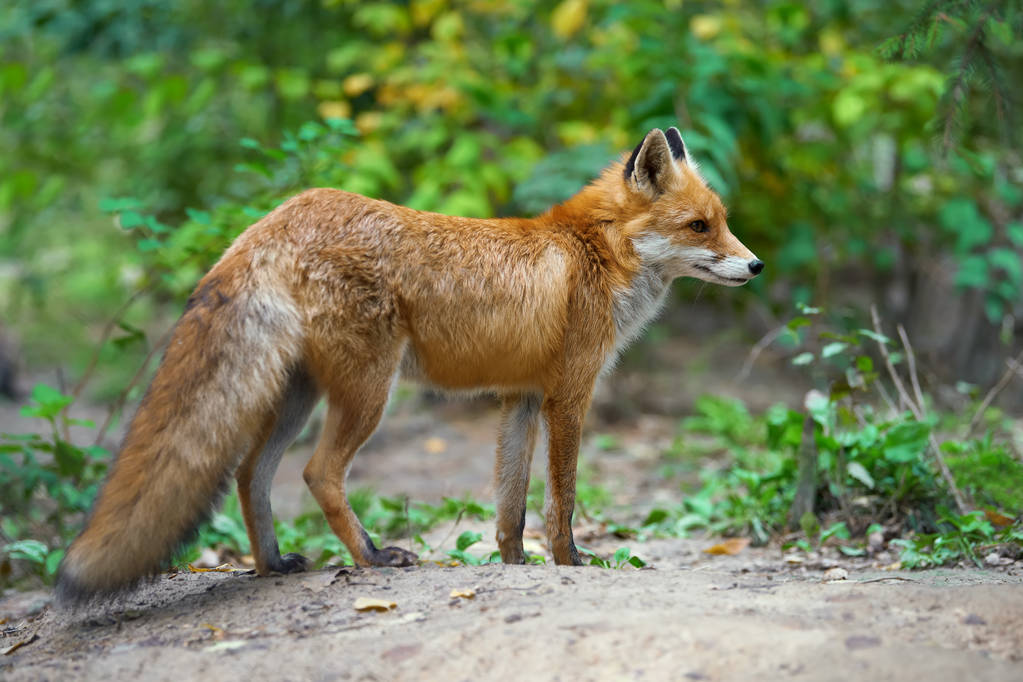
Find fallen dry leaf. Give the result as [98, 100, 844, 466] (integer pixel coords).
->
[985, 509, 1015, 528]
[450, 588, 476, 599]
[423, 437, 447, 454]
[188, 563, 239, 573]
[784, 555, 804, 564]
[354, 597, 397, 612]
[703, 538, 751, 556]
[201, 623, 225, 640]
[3, 634, 39, 656]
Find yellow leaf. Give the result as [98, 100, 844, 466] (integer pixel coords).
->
[690, 15, 722, 40]
[703, 538, 751, 555]
[450, 588, 476, 599]
[354, 597, 397, 612]
[317, 101, 351, 121]
[343, 73, 374, 97]
[551, 0, 587, 39]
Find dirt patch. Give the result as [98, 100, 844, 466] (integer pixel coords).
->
[3, 538, 1022, 681]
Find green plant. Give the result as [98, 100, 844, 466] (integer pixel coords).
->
[0, 384, 109, 584]
[174, 488, 497, 570]
[648, 305, 1023, 566]
[579, 546, 647, 569]
[893, 507, 1023, 569]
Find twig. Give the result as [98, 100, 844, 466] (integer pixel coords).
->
[93, 328, 173, 447]
[897, 324, 926, 414]
[869, 305, 967, 513]
[873, 372, 898, 415]
[70, 286, 152, 403]
[966, 349, 1023, 439]
[736, 325, 785, 383]
[870, 306, 920, 419]
[427, 507, 467, 561]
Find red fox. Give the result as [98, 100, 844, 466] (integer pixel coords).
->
[57, 127, 762, 604]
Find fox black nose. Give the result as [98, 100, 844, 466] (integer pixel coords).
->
[748, 259, 764, 275]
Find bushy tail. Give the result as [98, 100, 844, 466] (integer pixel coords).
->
[56, 274, 303, 607]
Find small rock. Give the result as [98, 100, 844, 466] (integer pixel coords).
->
[823, 567, 848, 582]
[963, 614, 987, 626]
[193, 547, 221, 569]
[983, 552, 1013, 567]
[845, 635, 881, 651]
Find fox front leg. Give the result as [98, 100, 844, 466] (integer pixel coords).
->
[542, 398, 587, 566]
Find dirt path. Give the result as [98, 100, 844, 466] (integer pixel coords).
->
[3, 349, 1022, 680]
[3, 537, 1022, 681]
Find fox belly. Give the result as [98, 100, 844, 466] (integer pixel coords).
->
[398, 251, 572, 390]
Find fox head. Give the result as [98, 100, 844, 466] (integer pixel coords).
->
[622, 127, 763, 287]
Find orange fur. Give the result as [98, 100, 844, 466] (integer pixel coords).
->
[57, 128, 761, 604]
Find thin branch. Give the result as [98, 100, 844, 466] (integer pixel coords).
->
[870, 306, 920, 419]
[897, 324, 927, 413]
[70, 285, 152, 403]
[92, 327, 172, 447]
[736, 325, 785, 383]
[869, 306, 967, 513]
[966, 349, 1023, 439]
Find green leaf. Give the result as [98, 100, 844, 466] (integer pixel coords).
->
[643, 508, 669, 525]
[954, 255, 989, 289]
[1007, 222, 1023, 248]
[455, 530, 482, 551]
[119, 210, 146, 228]
[847, 461, 875, 489]
[821, 342, 848, 359]
[883, 421, 930, 463]
[45, 548, 65, 575]
[185, 208, 212, 225]
[857, 329, 890, 345]
[4, 539, 48, 563]
[792, 352, 814, 366]
[787, 316, 811, 331]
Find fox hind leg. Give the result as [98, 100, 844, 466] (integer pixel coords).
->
[236, 367, 320, 575]
[303, 350, 417, 568]
[495, 393, 541, 564]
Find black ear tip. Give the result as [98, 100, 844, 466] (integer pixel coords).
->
[624, 138, 644, 181]
[664, 127, 687, 162]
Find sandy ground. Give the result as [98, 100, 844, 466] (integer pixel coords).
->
[3, 537, 1022, 681]
[3, 334, 1022, 680]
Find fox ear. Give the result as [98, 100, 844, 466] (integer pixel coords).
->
[624, 129, 675, 196]
[664, 127, 689, 164]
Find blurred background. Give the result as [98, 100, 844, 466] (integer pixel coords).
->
[1, 1, 1021, 583]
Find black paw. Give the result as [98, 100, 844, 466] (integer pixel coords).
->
[553, 545, 583, 566]
[368, 546, 418, 567]
[268, 552, 310, 575]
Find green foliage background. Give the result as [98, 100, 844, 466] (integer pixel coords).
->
[1, 0, 1021, 380]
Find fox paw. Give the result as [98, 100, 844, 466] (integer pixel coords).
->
[268, 552, 310, 575]
[368, 546, 419, 567]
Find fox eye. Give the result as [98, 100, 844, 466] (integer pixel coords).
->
[689, 220, 708, 233]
